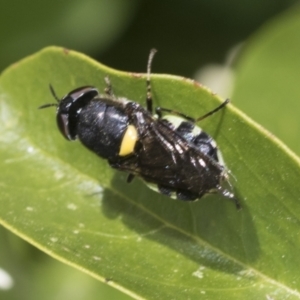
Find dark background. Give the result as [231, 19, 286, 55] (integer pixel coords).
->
[0, 0, 297, 76]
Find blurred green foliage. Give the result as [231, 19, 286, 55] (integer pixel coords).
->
[0, 0, 138, 71]
[232, 7, 300, 155]
[1, 0, 300, 299]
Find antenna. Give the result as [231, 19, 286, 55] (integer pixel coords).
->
[38, 84, 60, 109]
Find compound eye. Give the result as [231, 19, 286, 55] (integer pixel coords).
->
[57, 113, 73, 140]
[56, 86, 99, 141]
[68, 86, 99, 102]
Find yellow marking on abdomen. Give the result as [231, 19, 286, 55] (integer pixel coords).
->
[119, 125, 138, 156]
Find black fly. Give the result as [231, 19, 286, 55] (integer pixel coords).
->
[39, 49, 239, 209]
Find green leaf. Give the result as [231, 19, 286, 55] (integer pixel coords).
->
[1, 46, 300, 299]
[0, 227, 132, 300]
[232, 6, 300, 156]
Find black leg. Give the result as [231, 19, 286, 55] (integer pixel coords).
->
[104, 76, 115, 97]
[127, 173, 135, 183]
[195, 99, 230, 122]
[155, 99, 230, 123]
[145, 49, 157, 113]
[155, 107, 195, 122]
[217, 185, 241, 210]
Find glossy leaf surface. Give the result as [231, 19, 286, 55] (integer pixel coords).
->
[0, 47, 300, 299]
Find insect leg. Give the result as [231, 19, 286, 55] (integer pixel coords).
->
[155, 99, 230, 122]
[155, 107, 195, 122]
[195, 99, 230, 122]
[104, 76, 115, 97]
[146, 48, 157, 113]
[216, 185, 241, 210]
[127, 173, 135, 183]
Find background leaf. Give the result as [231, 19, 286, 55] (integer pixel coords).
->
[232, 5, 300, 156]
[1, 47, 300, 299]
